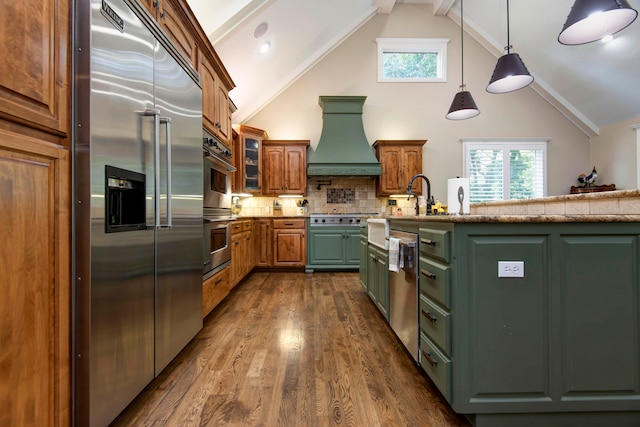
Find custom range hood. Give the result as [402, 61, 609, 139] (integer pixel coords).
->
[307, 96, 382, 176]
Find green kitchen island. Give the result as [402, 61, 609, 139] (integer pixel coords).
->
[363, 190, 640, 427]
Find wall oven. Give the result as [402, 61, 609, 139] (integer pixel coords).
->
[203, 129, 235, 279]
[203, 212, 232, 279]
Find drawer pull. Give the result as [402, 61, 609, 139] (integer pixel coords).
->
[421, 309, 437, 323]
[422, 350, 438, 367]
[214, 278, 223, 285]
[421, 269, 436, 280]
[284, 222, 294, 225]
[421, 238, 437, 246]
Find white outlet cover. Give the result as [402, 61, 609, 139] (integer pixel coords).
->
[498, 261, 524, 278]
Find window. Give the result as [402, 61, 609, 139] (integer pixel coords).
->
[462, 139, 548, 203]
[376, 38, 448, 82]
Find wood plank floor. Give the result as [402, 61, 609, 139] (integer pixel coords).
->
[111, 272, 471, 427]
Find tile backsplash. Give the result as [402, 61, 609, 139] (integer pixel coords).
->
[235, 177, 417, 216]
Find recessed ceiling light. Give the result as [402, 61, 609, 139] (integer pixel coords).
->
[254, 22, 269, 39]
[259, 41, 271, 54]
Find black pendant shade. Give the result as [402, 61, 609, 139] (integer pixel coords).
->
[486, 0, 534, 94]
[486, 53, 534, 93]
[559, 0, 638, 45]
[446, 89, 480, 120]
[445, 0, 480, 120]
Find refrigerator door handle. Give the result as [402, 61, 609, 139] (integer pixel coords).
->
[160, 116, 172, 228]
[136, 109, 161, 229]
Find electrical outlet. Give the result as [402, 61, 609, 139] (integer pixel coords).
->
[498, 261, 524, 278]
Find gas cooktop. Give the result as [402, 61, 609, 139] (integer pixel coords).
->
[309, 212, 378, 226]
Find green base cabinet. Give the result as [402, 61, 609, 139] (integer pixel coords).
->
[367, 244, 389, 320]
[359, 228, 368, 290]
[453, 222, 640, 425]
[305, 224, 360, 272]
[392, 220, 640, 426]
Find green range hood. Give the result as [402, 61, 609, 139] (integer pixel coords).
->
[307, 96, 382, 176]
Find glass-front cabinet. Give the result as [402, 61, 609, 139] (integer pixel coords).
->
[233, 125, 268, 194]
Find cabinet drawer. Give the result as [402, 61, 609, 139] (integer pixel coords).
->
[419, 227, 451, 263]
[419, 295, 451, 355]
[272, 218, 305, 229]
[232, 221, 244, 235]
[242, 220, 253, 232]
[420, 333, 452, 402]
[419, 257, 452, 309]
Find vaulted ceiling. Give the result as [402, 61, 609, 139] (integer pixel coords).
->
[186, 0, 640, 137]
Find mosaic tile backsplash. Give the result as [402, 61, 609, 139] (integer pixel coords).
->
[327, 188, 355, 204]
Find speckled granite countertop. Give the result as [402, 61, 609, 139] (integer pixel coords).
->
[380, 214, 640, 223]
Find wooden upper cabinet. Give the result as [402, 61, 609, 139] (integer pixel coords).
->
[0, 0, 70, 137]
[262, 140, 309, 196]
[157, 0, 198, 65]
[139, 0, 158, 16]
[216, 82, 231, 142]
[233, 125, 268, 194]
[373, 140, 427, 196]
[199, 53, 217, 135]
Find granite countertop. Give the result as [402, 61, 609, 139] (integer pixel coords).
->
[381, 214, 640, 223]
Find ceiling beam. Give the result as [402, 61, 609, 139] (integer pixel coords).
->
[377, 0, 396, 15]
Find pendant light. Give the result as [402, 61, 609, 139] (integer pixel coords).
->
[559, 0, 638, 45]
[486, 0, 533, 94]
[446, 0, 480, 120]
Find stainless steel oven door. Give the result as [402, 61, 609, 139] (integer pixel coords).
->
[203, 217, 232, 279]
[203, 152, 232, 210]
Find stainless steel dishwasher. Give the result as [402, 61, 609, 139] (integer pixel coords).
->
[388, 229, 419, 363]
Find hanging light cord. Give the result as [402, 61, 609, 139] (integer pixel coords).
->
[505, 0, 512, 54]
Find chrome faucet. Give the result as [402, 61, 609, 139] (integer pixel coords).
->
[407, 174, 433, 215]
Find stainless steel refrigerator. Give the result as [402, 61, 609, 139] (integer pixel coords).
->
[73, 1, 203, 425]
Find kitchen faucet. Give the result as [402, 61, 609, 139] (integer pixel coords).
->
[407, 174, 433, 215]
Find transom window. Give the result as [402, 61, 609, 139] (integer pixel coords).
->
[462, 139, 548, 203]
[376, 38, 448, 82]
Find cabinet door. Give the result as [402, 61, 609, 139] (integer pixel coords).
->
[359, 237, 368, 290]
[199, 53, 218, 136]
[241, 135, 262, 193]
[284, 146, 306, 194]
[254, 219, 272, 267]
[230, 232, 242, 285]
[375, 248, 389, 319]
[367, 246, 378, 301]
[0, 136, 71, 427]
[158, 0, 197, 65]
[401, 146, 422, 194]
[0, 0, 70, 135]
[345, 229, 361, 265]
[262, 145, 285, 195]
[139, 0, 159, 17]
[307, 229, 347, 264]
[378, 146, 401, 195]
[273, 229, 306, 266]
[216, 82, 231, 143]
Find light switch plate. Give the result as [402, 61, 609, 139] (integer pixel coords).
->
[498, 261, 524, 278]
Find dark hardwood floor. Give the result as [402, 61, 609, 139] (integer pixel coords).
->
[111, 271, 470, 427]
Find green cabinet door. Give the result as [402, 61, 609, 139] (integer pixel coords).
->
[359, 236, 368, 290]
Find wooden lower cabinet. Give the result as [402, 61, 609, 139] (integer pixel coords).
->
[254, 218, 272, 267]
[0, 129, 71, 427]
[272, 219, 306, 267]
[202, 266, 230, 318]
[231, 219, 254, 286]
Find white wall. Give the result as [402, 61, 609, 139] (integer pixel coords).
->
[590, 115, 640, 190]
[244, 3, 591, 200]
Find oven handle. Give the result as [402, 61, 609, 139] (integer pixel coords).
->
[204, 149, 237, 172]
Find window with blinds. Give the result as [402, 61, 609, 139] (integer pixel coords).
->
[463, 140, 547, 203]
